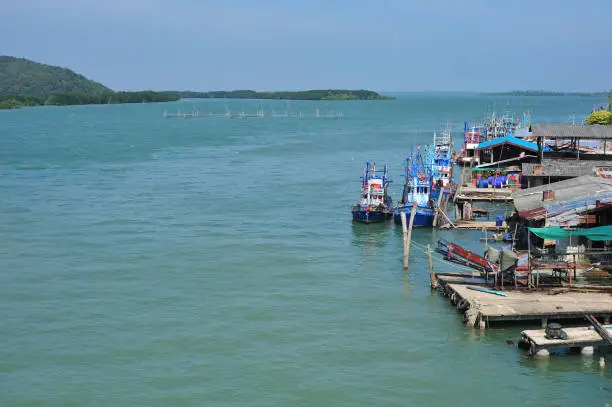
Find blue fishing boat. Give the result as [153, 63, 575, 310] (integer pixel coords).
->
[430, 127, 456, 201]
[394, 149, 435, 227]
[351, 162, 393, 223]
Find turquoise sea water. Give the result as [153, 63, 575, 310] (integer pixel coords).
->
[1, 94, 611, 406]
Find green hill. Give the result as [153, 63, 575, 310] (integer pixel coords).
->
[0, 56, 111, 95]
[0, 55, 393, 109]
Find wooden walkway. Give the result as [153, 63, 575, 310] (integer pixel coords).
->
[454, 185, 515, 203]
[439, 220, 508, 231]
[438, 278, 612, 328]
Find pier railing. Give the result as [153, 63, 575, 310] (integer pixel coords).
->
[533, 248, 612, 269]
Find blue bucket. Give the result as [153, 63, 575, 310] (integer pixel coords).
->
[496, 215, 504, 226]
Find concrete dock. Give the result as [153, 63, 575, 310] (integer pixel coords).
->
[521, 326, 612, 357]
[437, 276, 612, 328]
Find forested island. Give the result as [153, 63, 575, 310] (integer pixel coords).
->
[0, 56, 393, 109]
[166, 89, 394, 101]
[485, 90, 610, 97]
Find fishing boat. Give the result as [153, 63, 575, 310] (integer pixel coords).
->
[351, 162, 393, 223]
[394, 149, 435, 227]
[485, 110, 530, 139]
[430, 127, 456, 201]
[456, 110, 531, 166]
[456, 121, 486, 166]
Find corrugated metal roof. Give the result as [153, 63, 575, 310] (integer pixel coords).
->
[514, 127, 532, 138]
[512, 176, 612, 221]
[522, 159, 612, 177]
[475, 135, 539, 152]
[519, 207, 548, 220]
[531, 124, 612, 140]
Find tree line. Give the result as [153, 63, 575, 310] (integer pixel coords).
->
[0, 91, 179, 109]
[1, 89, 395, 109]
[162, 89, 395, 101]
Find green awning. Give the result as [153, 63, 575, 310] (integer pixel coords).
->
[528, 226, 612, 241]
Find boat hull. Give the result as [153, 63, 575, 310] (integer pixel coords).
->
[431, 186, 455, 202]
[393, 206, 434, 227]
[352, 209, 391, 223]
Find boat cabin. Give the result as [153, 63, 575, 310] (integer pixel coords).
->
[401, 179, 432, 207]
[461, 125, 485, 165]
[361, 179, 387, 206]
[433, 156, 452, 187]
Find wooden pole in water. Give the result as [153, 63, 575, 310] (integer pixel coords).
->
[432, 187, 445, 227]
[427, 243, 437, 288]
[404, 204, 417, 271]
[401, 211, 408, 269]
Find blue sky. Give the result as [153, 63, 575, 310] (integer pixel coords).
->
[2, 0, 610, 92]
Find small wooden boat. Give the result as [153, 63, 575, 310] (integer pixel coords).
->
[435, 238, 498, 274]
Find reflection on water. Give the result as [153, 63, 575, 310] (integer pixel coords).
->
[351, 221, 392, 262]
[517, 350, 612, 376]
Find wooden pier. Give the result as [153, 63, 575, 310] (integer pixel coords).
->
[454, 185, 514, 203]
[437, 276, 612, 329]
[439, 220, 508, 231]
[520, 326, 612, 357]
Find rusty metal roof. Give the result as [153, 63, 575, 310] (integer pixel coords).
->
[518, 207, 549, 221]
[531, 124, 612, 140]
[522, 159, 612, 177]
[512, 176, 612, 218]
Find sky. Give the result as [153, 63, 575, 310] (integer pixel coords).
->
[2, 0, 611, 92]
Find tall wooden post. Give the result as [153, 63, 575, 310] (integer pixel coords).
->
[427, 244, 437, 289]
[400, 211, 408, 269]
[402, 204, 417, 271]
[432, 187, 445, 227]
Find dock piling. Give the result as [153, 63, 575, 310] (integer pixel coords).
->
[400, 211, 408, 269]
[401, 205, 417, 271]
[432, 187, 445, 227]
[479, 317, 486, 330]
[406, 204, 417, 271]
[582, 346, 595, 355]
[427, 244, 437, 289]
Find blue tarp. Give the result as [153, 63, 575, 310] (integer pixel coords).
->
[475, 135, 540, 152]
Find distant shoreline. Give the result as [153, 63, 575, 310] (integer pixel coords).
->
[482, 91, 609, 97]
[0, 91, 178, 110]
[0, 89, 394, 109]
[165, 90, 395, 101]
